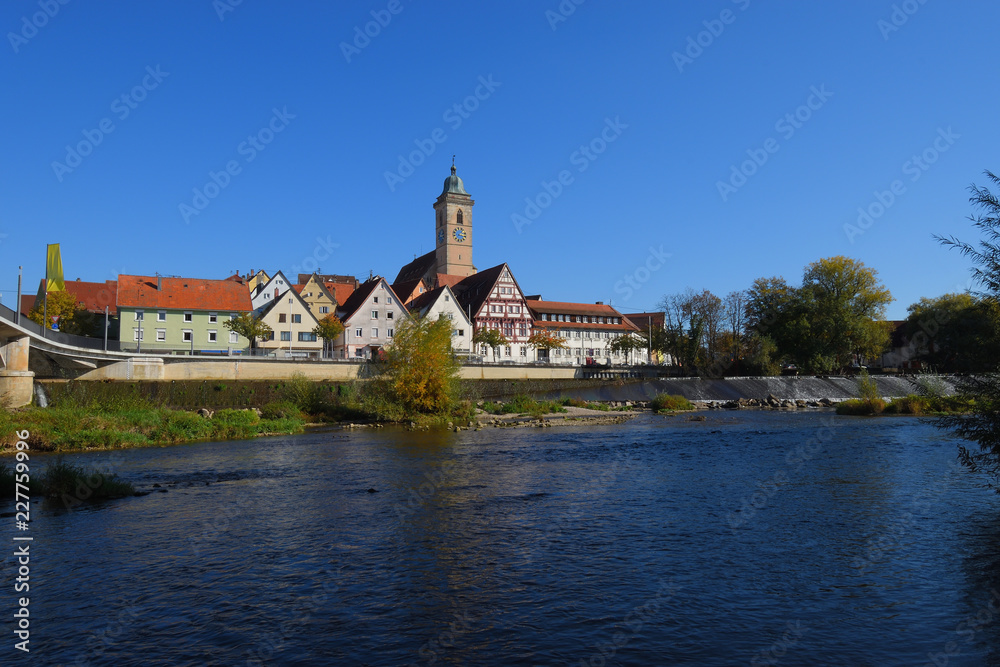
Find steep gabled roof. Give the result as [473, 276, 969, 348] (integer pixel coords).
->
[404, 285, 446, 314]
[450, 263, 514, 317]
[258, 283, 319, 324]
[117, 275, 252, 311]
[391, 278, 424, 305]
[394, 250, 436, 285]
[336, 276, 407, 323]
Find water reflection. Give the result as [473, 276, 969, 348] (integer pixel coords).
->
[1, 413, 998, 665]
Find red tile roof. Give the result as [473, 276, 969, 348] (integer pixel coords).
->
[527, 299, 639, 331]
[29, 279, 118, 316]
[116, 275, 252, 312]
[325, 282, 355, 306]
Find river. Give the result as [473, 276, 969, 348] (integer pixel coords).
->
[3, 411, 999, 666]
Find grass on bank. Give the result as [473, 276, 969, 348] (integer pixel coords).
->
[480, 394, 568, 417]
[0, 458, 135, 500]
[835, 394, 972, 416]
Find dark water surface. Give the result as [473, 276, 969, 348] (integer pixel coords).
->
[4, 411, 1000, 666]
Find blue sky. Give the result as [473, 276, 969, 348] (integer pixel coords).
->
[2, 0, 998, 319]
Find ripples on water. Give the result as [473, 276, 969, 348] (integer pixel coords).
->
[3, 412, 1000, 666]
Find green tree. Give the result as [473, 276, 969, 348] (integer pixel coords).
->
[610, 332, 645, 365]
[312, 314, 345, 359]
[903, 293, 1000, 372]
[378, 314, 460, 415]
[473, 327, 509, 362]
[936, 171, 1000, 491]
[224, 312, 272, 352]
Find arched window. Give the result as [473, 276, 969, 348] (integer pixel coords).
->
[457, 209, 464, 226]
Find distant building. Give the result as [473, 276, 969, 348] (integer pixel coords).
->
[116, 274, 251, 353]
[257, 287, 321, 358]
[22, 278, 120, 338]
[250, 270, 293, 313]
[393, 164, 477, 291]
[450, 263, 533, 362]
[623, 312, 668, 364]
[293, 274, 339, 320]
[333, 276, 408, 359]
[529, 299, 640, 365]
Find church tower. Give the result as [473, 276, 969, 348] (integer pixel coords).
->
[434, 164, 475, 278]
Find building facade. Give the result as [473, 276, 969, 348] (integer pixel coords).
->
[528, 299, 641, 365]
[405, 285, 473, 355]
[257, 287, 322, 358]
[116, 275, 251, 353]
[333, 276, 408, 359]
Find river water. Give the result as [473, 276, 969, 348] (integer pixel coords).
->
[3, 411, 1000, 666]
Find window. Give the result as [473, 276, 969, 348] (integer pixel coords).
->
[519, 325, 527, 337]
[354, 349, 364, 357]
[208, 330, 217, 342]
[183, 312, 193, 323]
[371, 310, 378, 319]
[520, 347, 527, 357]
[387, 311, 394, 320]
[208, 312, 218, 324]
[280, 331, 291, 341]
[575, 331, 581, 338]
[446, 313, 453, 320]
[229, 331, 238, 344]
[298, 332, 317, 342]
[133, 328, 143, 341]
[292, 314, 301, 324]
[278, 313, 286, 323]
[157, 311, 166, 322]
[182, 330, 193, 342]
[504, 346, 511, 357]
[373, 296, 379, 304]
[355, 328, 362, 338]
[444, 295, 450, 302]
[387, 297, 393, 305]
[156, 329, 166, 342]
[320, 306, 329, 314]
[457, 209, 464, 225]
[135, 310, 144, 321]
[387, 329, 394, 338]
[372, 328, 379, 338]
[457, 329, 464, 336]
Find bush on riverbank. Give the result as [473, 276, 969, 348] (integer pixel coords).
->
[651, 394, 695, 412]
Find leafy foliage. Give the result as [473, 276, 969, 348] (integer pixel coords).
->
[472, 327, 509, 362]
[312, 314, 345, 358]
[224, 312, 271, 349]
[902, 293, 1000, 372]
[609, 332, 645, 364]
[650, 394, 695, 412]
[28, 290, 99, 335]
[371, 313, 460, 416]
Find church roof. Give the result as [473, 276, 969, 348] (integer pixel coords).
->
[451, 264, 512, 317]
[441, 165, 468, 196]
[394, 250, 436, 285]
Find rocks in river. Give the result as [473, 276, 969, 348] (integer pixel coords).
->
[366, 488, 378, 493]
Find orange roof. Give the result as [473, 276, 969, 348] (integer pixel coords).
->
[292, 284, 304, 294]
[325, 282, 355, 306]
[30, 279, 118, 315]
[116, 275, 252, 311]
[435, 274, 465, 289]
[526, 299, 639, 331]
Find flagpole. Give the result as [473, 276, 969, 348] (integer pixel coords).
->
[15, 266, 22, 325]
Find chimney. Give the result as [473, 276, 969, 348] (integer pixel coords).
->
[157, 276, 162, 291]
[595, 301, 603, 305]
[274, 288, 279, 299]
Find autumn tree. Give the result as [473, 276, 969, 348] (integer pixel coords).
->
[312, 314, 345, 359]
[29, 291, 98, 336]
[224, 312, 272, 352]
[527, 326, 565, 361]
[472, 327, 509, 362]
[377, 313, 460, 415]
[903, 293, 1000, 372]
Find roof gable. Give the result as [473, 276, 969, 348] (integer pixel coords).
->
[394, 250, 436, 285]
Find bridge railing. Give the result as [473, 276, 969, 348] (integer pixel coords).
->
[0, 303, 121, 351]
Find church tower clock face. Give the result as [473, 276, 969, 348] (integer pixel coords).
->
[453, 227, 466, 242]
[437, 228, 446, 244]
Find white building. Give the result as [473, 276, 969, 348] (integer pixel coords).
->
[404, 285, 473, 355]
[250, 270, 293, 313]
[526, 299, 641, 365]
[333, 276, 408, 359]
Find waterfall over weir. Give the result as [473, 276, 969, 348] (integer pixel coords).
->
[538, 375, 957, 403]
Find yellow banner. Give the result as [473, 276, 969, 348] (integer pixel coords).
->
[46, 243, 65, 292]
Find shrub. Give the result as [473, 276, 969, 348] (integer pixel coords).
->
[836, 398, 887, 415]
[651, 394, 694, 412]
[40, 457, 134, 499]
[260, 401, 304, 420]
